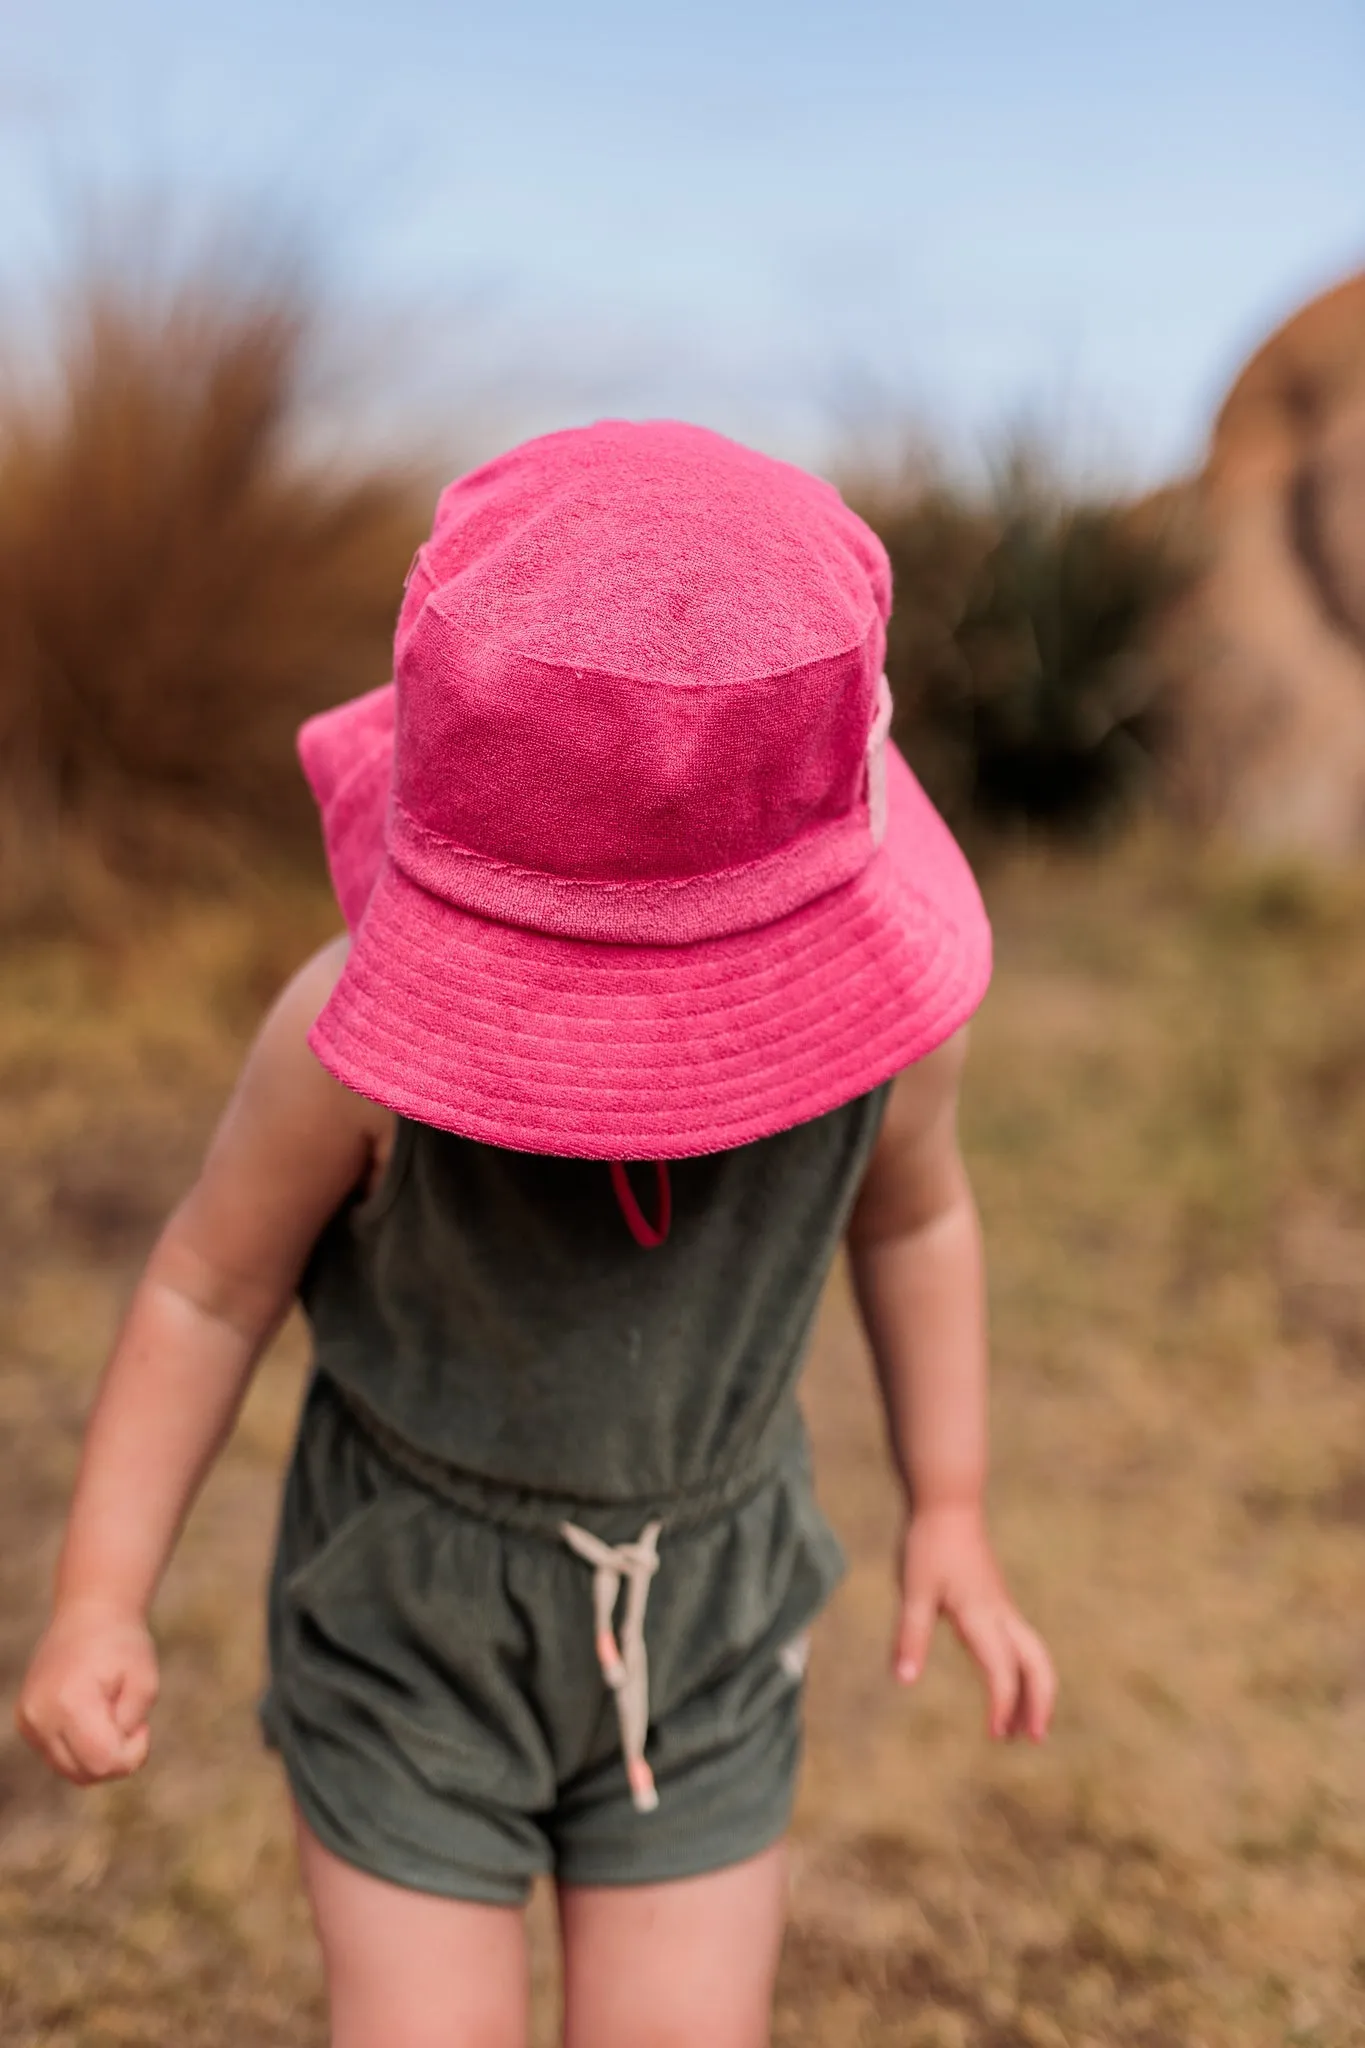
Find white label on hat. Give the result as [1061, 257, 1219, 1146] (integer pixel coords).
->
[866, 673, 893, 848]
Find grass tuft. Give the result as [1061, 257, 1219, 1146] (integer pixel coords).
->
[0, 249, 426, 928]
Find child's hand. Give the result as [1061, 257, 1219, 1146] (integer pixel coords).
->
[895, 1503, 1055, 1742]
[15, 1600, 159, 1784]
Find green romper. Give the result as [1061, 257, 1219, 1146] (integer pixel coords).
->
[260, 1085, 889, 1903]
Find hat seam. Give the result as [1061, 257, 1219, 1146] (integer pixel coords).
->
[343, 840, 943, 982]
[387, 791, 876, 905]
[407, 600, 884, 696]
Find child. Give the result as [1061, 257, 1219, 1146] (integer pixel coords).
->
[17, 421, 1054, 2048]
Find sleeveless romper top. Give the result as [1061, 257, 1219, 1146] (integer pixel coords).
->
[298, 1084, 890, 1512]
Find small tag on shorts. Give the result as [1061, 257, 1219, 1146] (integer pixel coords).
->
[778, 1629, 811, 1682]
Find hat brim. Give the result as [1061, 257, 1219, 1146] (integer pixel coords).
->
[308, 741, 990, 1159]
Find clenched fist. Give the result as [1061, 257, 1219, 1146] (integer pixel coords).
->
[16, 1600, 159, 1785]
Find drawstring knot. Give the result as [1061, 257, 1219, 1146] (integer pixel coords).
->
[560, 1519, 662, 1813]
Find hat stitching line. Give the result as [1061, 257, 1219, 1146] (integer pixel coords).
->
[303, 1071, 940, 1154]
[327, 885, 956, 1007]
[387, 792, 877, 904]
[309, 997, 968, 1125]
[330, 944, 956, 1035]
[326, 880, 981, 1024]
[408, 600, 885, 695]
[355, 809, 943, 957]
[316, 924, 979, 1094]
[337, 876, 947, 996]
[341, 868, 957, 987]
[311, 935, 983, 1100]
[329, 912, 971, 1031]
[321, 950, 965, 1073]
[307, 980, 981, 1144]
[376, 843, 949, 954]
[314, 988, 973, 1108]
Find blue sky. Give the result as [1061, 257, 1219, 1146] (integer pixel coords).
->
[4, 1, 1364, 480]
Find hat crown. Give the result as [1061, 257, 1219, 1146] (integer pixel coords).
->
[387, 422, 890, 940]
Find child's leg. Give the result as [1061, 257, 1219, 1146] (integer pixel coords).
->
[295, 1811, 531, 2048]
[558, 1841, 788, 2048]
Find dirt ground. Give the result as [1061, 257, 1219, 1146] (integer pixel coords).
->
[1, 840, 1363, 2046]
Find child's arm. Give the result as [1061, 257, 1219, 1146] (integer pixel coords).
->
[846, 1028, 1055, 1742]
[15, 938, 385, 1785]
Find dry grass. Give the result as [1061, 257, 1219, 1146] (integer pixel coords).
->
[1, 836, 1364, 2045]
[0, 258, 426, 927]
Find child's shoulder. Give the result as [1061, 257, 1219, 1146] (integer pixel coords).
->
[236, 936, 389, 1148]
[267, 933, 351, 1031]
[848, 1029, 971, 1244]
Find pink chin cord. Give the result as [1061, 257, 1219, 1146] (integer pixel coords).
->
[609, 1160, 672, 1248]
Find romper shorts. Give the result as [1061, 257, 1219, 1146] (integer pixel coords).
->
[259, 1371, 846, 1905]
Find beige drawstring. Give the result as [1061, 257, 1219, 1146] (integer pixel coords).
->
[560, 1519, 662, 1813]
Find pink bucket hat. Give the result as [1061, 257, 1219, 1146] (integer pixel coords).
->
[299, 420, 990, 1159]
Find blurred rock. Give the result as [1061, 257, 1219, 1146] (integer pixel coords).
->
[1163, 272, 1365, 853]
[1308, 398, 1365, 650]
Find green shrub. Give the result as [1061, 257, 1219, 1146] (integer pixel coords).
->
[857, 451, 1199, 842]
